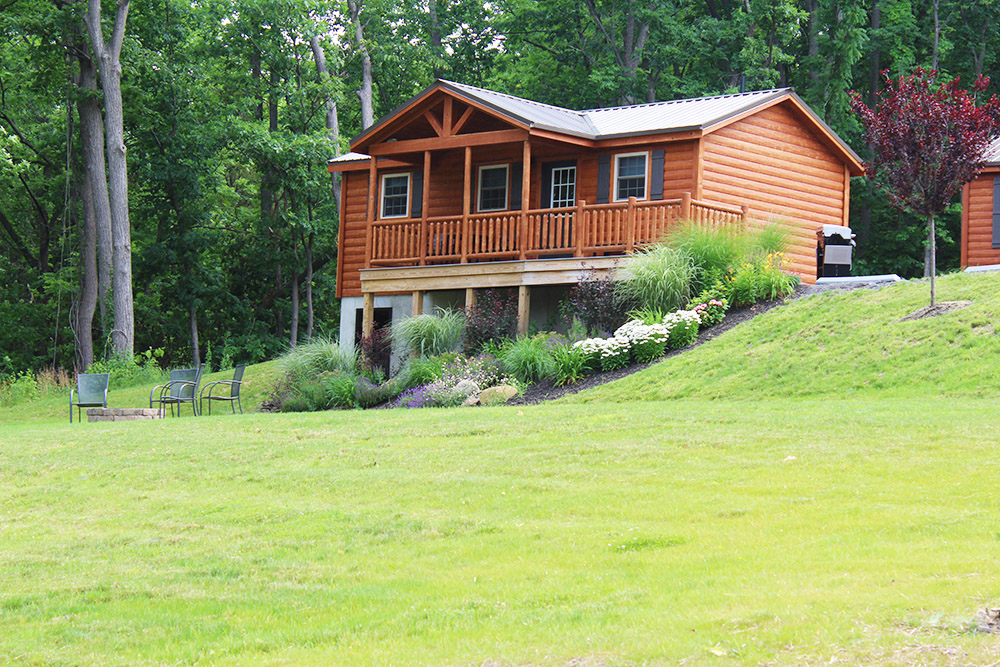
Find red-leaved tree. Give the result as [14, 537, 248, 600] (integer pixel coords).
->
[851, 69, 1000, 306]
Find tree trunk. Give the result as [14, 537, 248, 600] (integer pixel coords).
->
[190, 304, 201, 367]
[306, 231, 314, 341]
[86, 0, 133, 357]
[868, 0, 881, 108]
[347, 0, 375, 129]
[289, 272, 300, 348]
[428, 0, 443, 79]
[806, 0, 819, 84]
[75, 169, 97, 371]
[309, 35, 342, 212]
[931, 0, 940, 71]
[927, 212, 936, 306]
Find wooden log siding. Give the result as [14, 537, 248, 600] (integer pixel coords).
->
[962, 171, 1000, 267]
[699, 102, 846, 283]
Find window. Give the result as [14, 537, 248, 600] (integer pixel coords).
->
[550, 166, 576, 208]
[380, 173, 410, 218]
[614, 152, 648, 201]
[477, 164, 509, 212]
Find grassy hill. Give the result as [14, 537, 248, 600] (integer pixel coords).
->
[569, 271, 1000, 403]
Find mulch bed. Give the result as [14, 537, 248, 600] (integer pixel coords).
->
[899, 300, 971, 321]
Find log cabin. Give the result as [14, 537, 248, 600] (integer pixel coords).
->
[961, 138, 1000, 268]
[328, 80, 864, 352]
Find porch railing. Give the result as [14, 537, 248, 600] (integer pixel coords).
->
[367, 193, 748, 267]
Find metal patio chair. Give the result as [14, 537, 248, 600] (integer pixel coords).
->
[199, 363, 245, 415]
[150, 364, 205, 417]
[70, 372, 109, 423]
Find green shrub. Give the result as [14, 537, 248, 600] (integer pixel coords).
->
[391, 308, 465, 358]
[500, 335, 554, 384]
[751, 221, 790, 258]
[723, 253, 799, 308]
[279, 372, 337, 412]
[281, 337, 358, 377]
[687, 282, 730, 327]
[627, 306, 668, 325]
[87, 348, 165, 390]
[550, 345, 590, 386]
[397, 355, 447, 390]
[667, 222, 748, 293]
[354, 375, 402, 408]
[324, 371, 360, 409]
[0, 371, 39, 407]
[617, 245, 695, 314]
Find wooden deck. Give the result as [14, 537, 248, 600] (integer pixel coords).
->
[364, 193, 748, 269]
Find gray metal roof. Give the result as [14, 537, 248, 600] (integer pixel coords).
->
[350, 80, 862, 168]
[442, 81, 792, 139]
[582, 89, 790, 137]
[984, 137, 1000, 165]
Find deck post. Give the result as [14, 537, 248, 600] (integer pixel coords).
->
[516, 284, 530, 337]
[626, 196, 637, 253]
[681, 192, 692, 221]
[411, 290, 424, 317]
[420, 151, 431, 265]
[465, 288, 476, 310]
[461, 146, 471, 263]
[519, 139, 531, 260]
[362, 292, 374, 338]
[574, 199, 586, 257]
[741, 205, 750, 226]
[365, 158, 377, 268]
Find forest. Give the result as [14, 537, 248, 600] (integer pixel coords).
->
[2, 0, 998, 376]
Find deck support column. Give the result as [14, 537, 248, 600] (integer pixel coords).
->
[420, 151, 431, 265]
[411, 290, 424, 316]
[519, 139, 531, 260]
[461, 146, 471, 263]
[364, 159, 378, 268]
[681, 192, 692, 221]
[362, 292, 375, 338]
[574, 199, 586, 257]
[465, 288, 476, 310]
[516, 285, 530, 337]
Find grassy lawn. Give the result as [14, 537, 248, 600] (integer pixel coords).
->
[3, 397, 1000, 665]
[5, 272, 1000, 665]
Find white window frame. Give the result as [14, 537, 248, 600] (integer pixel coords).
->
[380, 172, 411, 219]
[613, 151, 649, 202]
[477, 163, 510, 212]
[550, 165, 577, 209]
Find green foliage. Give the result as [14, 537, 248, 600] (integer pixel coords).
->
[723, 253, 800, 308]
[499, 335, 554, 384]
[617, 245, 695, 314]
[279, 373, 337, 412]
[323, 371, 360, 410]
[550, 345, 590, 386]
[391, 308, 466, 358]
[666, 222, 748, 294]
[279, 337, 358, 378]
[87, 349, 165, 390]
[0, 372, 40, 408]
[751, 221, 791, 258]
[396, 356, 447, 390]
[627, 306, 668, 326]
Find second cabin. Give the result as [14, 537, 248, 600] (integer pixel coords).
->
[328, 80, 864, 350]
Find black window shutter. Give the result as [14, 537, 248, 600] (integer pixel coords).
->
[597, 154, 611, 204]
[541, 165, 553, 208]
[993, 177, 1000, 249]
[510, 163, 523, 209]
[410, 170, 423, 218]
[650, 149, 665, 200]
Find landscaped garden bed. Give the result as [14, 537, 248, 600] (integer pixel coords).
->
[264, 221, 801, 413]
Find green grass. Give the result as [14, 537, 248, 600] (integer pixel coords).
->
[570, 271, 1000, 402]
[3, 398, 1000, 665]
[5, 274, 1000, 664]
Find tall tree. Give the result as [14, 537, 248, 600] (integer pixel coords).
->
[85, 0, 134, 356]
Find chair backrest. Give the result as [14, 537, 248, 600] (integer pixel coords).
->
[168, 367, 198, 399]
[76, 373, 109, 403]
[230, 364, 246, 397]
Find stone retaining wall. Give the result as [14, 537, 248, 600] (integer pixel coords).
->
[87, 408, 163, 422]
